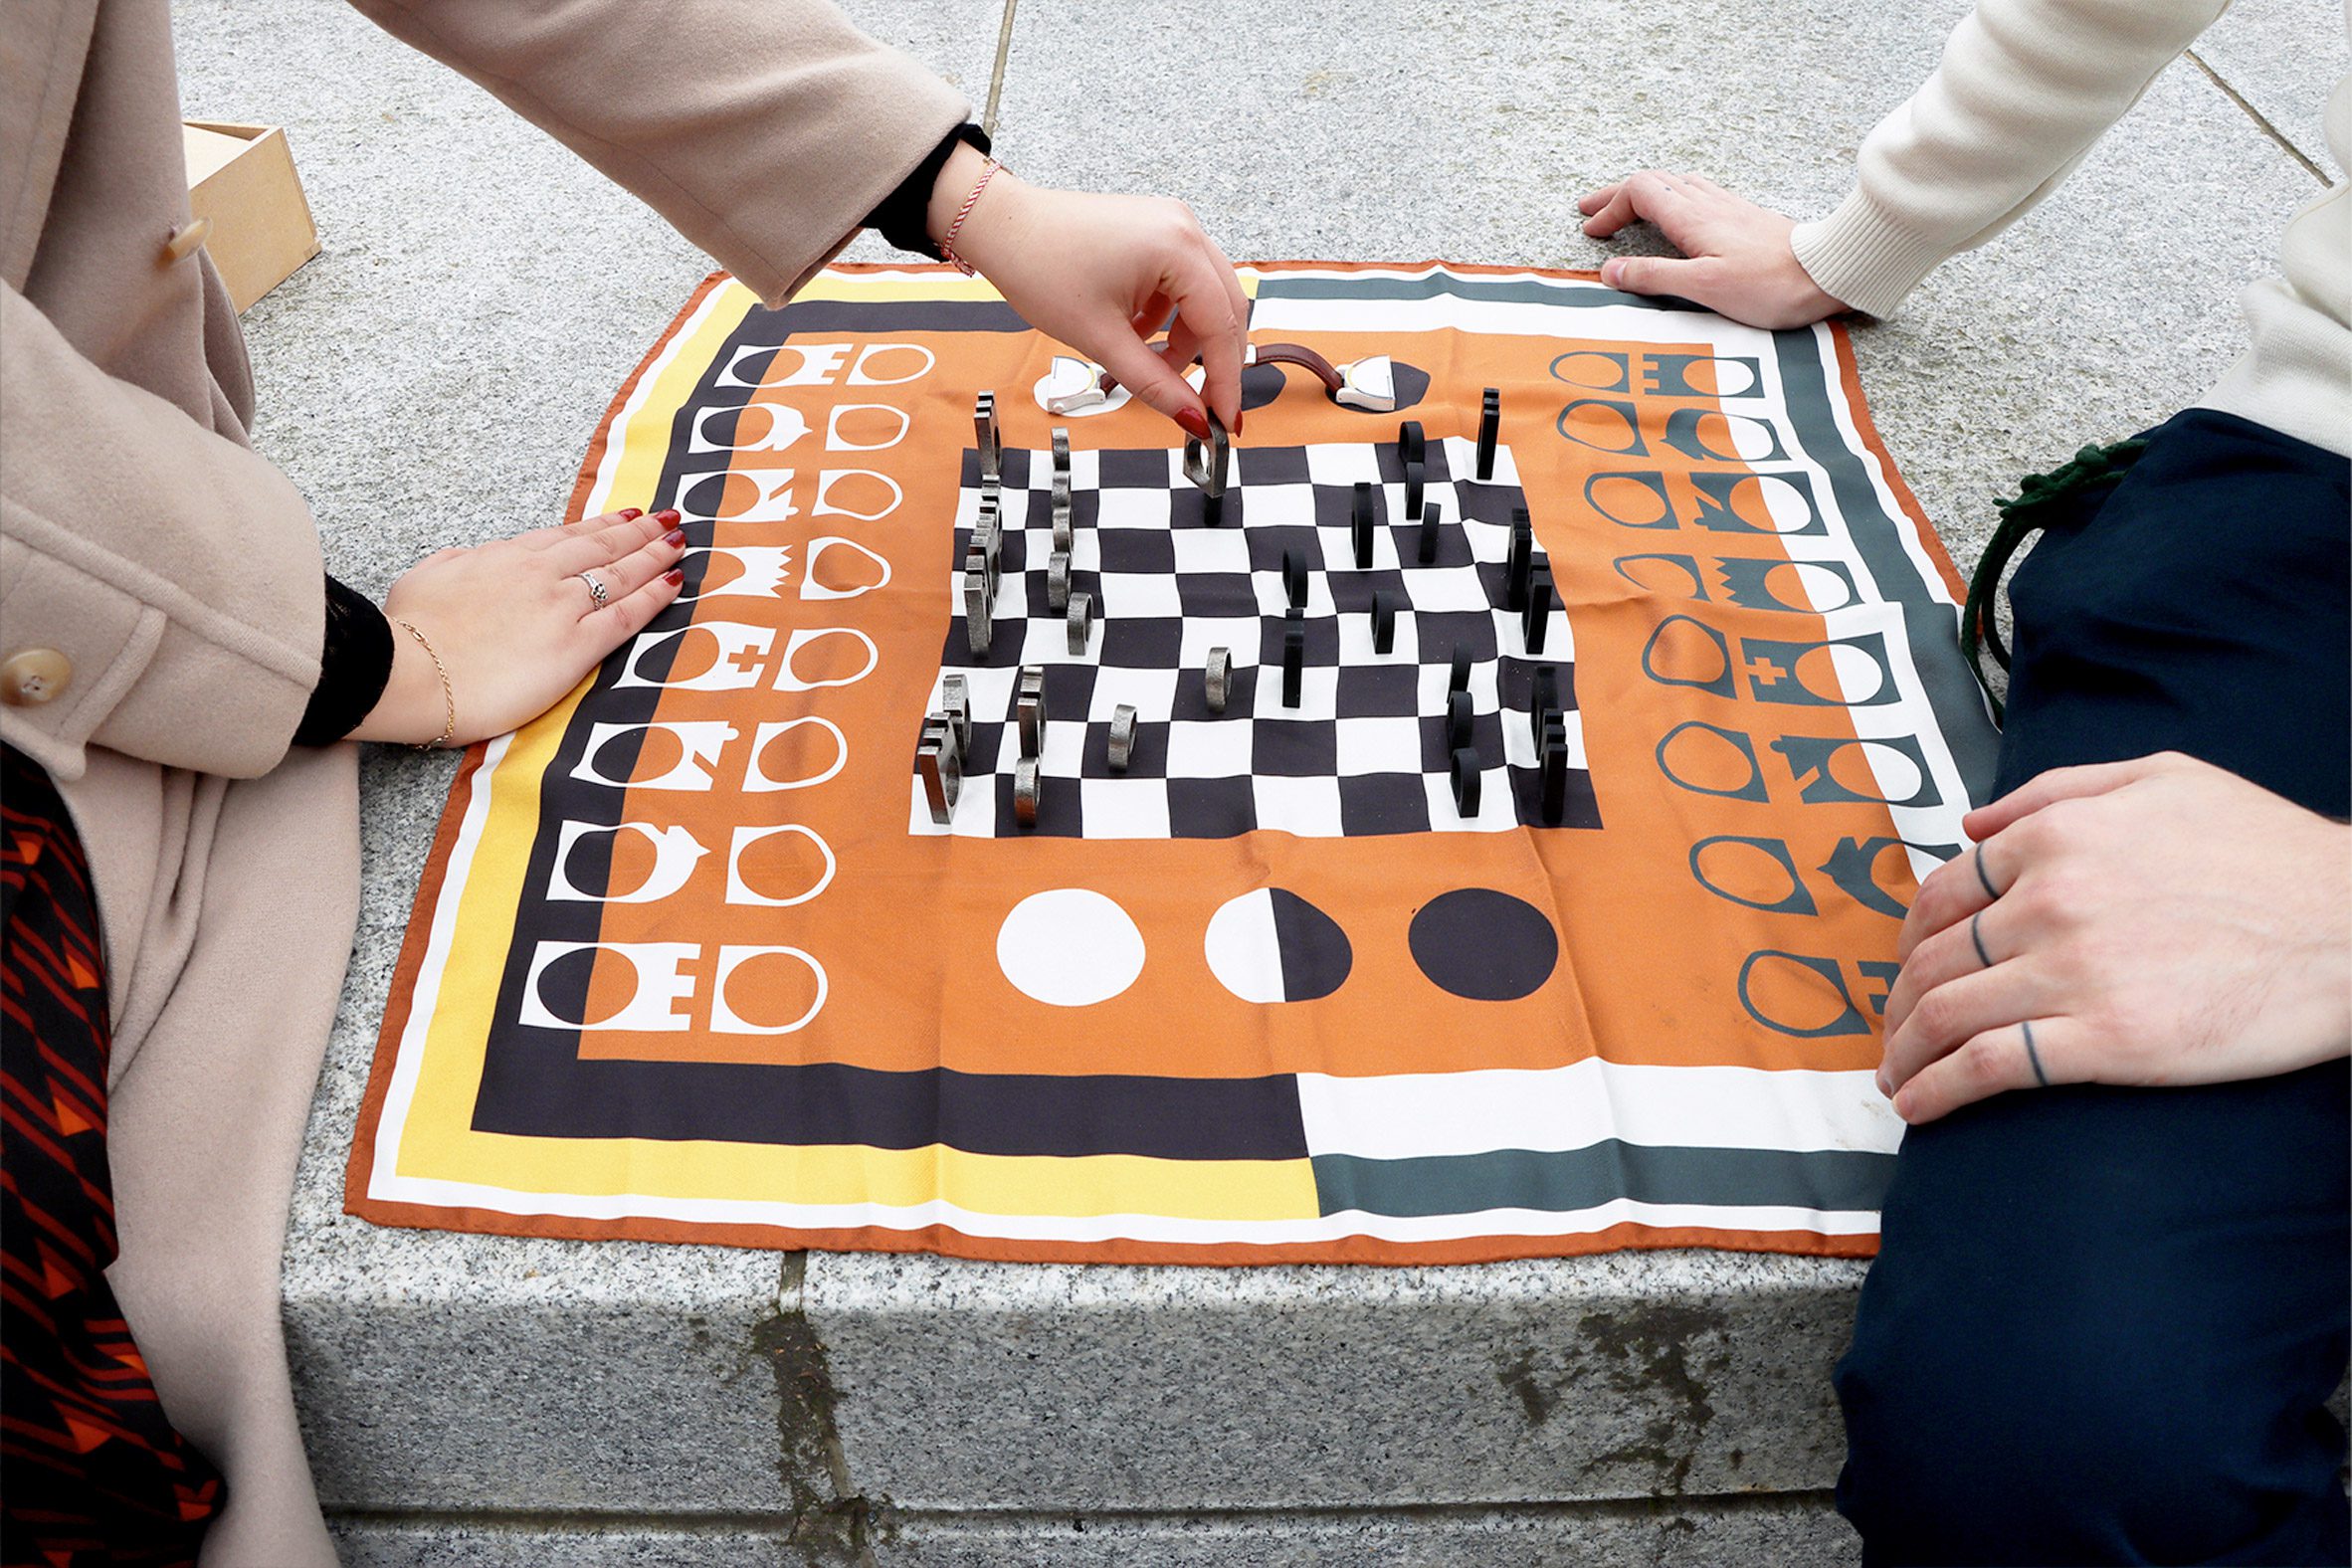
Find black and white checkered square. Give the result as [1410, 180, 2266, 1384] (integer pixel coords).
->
[910, 435, 1600, 838]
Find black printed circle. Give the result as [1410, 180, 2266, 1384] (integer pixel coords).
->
[1408, 888, 1559, 1001]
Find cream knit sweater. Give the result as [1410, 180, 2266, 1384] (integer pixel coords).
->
[1792, 0, 2350, 460]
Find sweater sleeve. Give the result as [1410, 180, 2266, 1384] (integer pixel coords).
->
[345, 0, 971, 307]
[1792, 0, 2234, 317]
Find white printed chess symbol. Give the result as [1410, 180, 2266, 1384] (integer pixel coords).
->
[773, 628, 879, 691]
[547, 822, 708, 903]
[689, 403, 808, 453]
[826, 404, 912, 451]
[518, 940, 696, 1032]
[682, 546, 793, 601]
[845, 342, 934, 385]
[813, 470, 903, 521]
[799, 537, 891, 601]
[616, 621, 777, 691]
[707, 945, 829, 1035]
[725, 824, 837, 907]
[572, 721, 737, 792]
[677, 467, 798, 523]
[715, 342, 854, 388]
[744, 716, 848, 791]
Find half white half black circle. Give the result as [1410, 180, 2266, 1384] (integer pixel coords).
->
[1204, 887, 1354, 1004]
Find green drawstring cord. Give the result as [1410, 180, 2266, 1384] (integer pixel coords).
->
[1963, 438, 2149, 722]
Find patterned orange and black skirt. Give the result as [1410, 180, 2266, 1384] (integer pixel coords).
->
[2, 744, 222, 1568]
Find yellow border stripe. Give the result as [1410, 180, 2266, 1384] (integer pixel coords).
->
[396, 282, 758, 1181]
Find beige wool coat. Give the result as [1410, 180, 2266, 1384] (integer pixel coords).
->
[0, 2, 963, 1560]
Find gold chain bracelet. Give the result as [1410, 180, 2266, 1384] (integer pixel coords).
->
[391, 617, 457, 749]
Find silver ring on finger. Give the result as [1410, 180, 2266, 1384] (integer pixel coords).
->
[579, 569, 612, 611]
[1973, 842, 2002, 901]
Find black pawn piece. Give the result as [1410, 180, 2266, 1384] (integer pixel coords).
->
[1523, 562, 1554, 656]
[1539, 713, 1570, 825]
[1398, 419, 1426, 469]
[1351, 482, 1375, 568]
[1450, 746, 1483, 817]
[1404, 458, 1425, 524]
[1505, 506, 1533, 612]
[1445, 688, 1473, 751]
[1476, 388, 1500, 481]
[1282, 608, 1306, 709]
[1447, 644, 1471, 697]
[1528, 664, 1560, 752]
[1282, 548, 1308, 612]
[1371, 589, 1398, 656]
[1418, 500, 1443, 566]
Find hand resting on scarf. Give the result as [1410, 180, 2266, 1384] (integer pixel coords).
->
[350, 507, 686, 746]
[1577, 171, 1847, 330]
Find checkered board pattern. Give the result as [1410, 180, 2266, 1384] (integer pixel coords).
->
[909, 434, 1603, 839]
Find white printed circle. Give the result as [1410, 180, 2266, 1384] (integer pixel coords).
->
[1821, 643, 1887, 703]
[996, 889, 1146, 1006]
[1852, 741, 1925, 803]
[1204, 887, 1353, 1004]
[1775, 561, 1857, 612]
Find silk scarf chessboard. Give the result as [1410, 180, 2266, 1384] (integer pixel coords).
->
[347, 262, 1999, 1266]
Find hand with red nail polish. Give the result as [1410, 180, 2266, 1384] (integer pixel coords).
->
[925, 143, 1246, 444]
[350, 505, 688, 746]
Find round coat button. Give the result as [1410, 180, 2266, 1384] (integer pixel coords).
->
[0, 649, 73, 706]
[162, 217, 213, 263]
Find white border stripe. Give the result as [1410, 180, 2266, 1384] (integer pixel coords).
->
[1294, 1062, 1903, 1161]
[362, 1172, 1880, 1245]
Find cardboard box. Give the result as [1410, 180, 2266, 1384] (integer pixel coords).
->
[181, 121, 320, 312]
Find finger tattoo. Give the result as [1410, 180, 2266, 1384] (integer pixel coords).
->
[1974, 842, 2001, 901]
[1970, 910, 1994, 970]
[2021, 1020, 2051, 1088]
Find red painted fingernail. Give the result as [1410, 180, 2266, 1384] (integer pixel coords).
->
[655, 508, 682, 525]
[1174, 407, 1211, 442]
[663, 568, 685, 586]
[664, 527, 686, 546]
[619, 507, 644, 520]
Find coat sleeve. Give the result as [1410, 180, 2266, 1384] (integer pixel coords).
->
[347, 0, 972, 307]
[1791, 0, 2234, 317]
[0, 285, 323, 783]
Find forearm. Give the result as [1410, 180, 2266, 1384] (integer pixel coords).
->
[1795, 0, 2233, 316]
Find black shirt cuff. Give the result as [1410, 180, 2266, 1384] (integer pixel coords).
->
[294, 575, 394, 746]
[865, 123, 992, 260]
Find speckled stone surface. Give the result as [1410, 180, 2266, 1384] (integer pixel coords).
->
[874, 1496, 1856, 1567]
[167, 0, 2323, 1543]
[329, 1495, 1853, 1567]
[2194, 0, 2348, 179]
[807, 1250, 1861, 1510]
[990, 0, 2321, 567]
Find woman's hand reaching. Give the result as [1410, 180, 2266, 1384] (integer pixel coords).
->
[351, 507, 686, 747]
[930, 142, 1249, 442]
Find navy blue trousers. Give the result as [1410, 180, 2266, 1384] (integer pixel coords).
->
[1835, 410, 2352, 1566]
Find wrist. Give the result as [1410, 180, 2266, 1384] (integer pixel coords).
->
[927, 145, 1026, 275]
[349, 617, 449, 745]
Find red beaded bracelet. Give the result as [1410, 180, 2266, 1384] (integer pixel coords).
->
[939, 157, 1004, 277]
